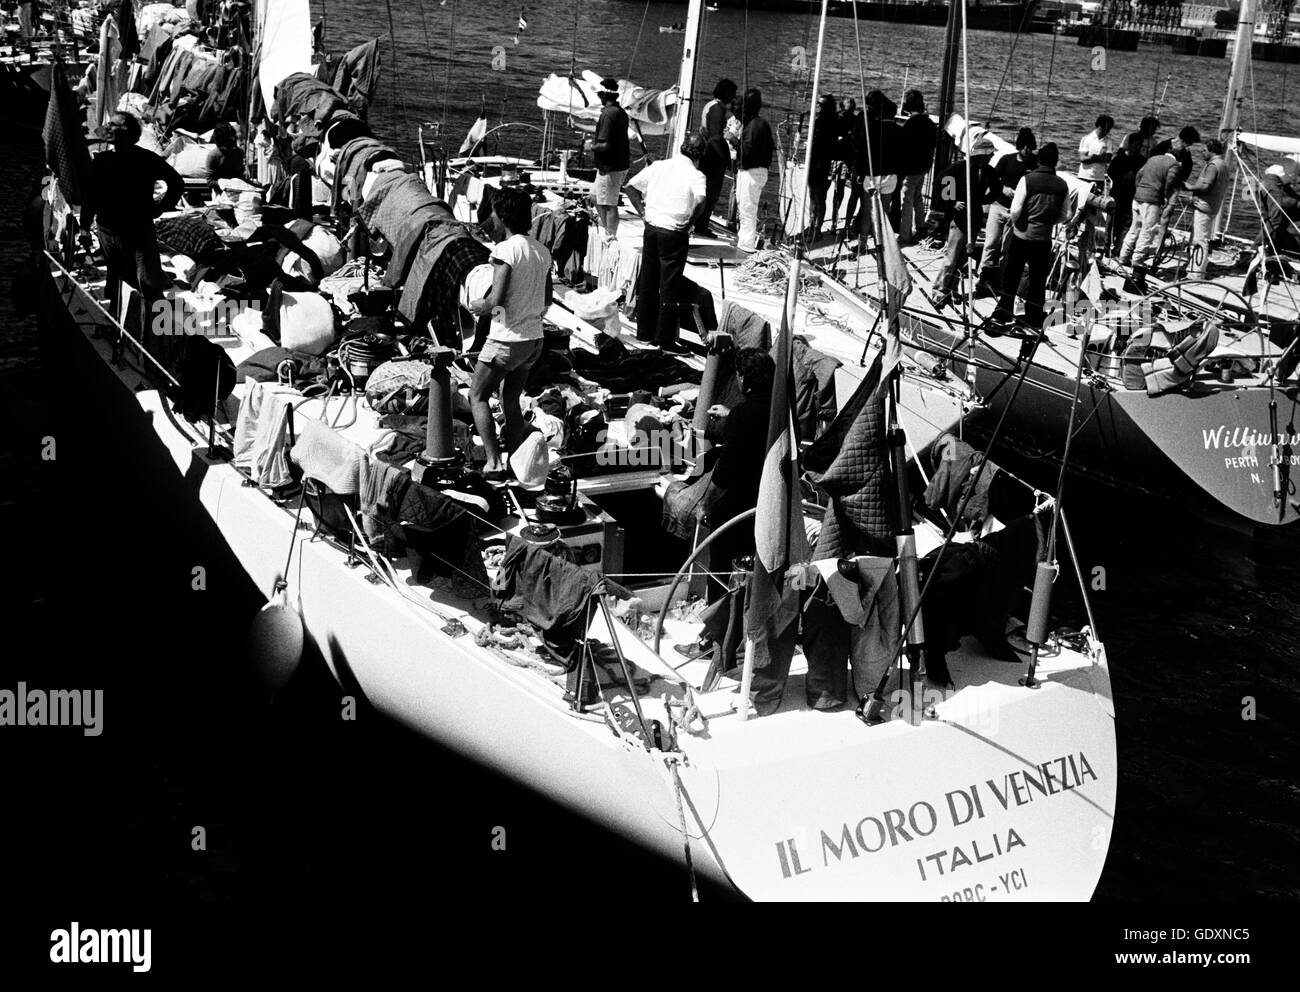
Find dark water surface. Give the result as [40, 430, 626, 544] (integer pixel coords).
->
[0, 4, 1297, 959]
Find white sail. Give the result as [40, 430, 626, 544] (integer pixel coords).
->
[254, 0, 314, 110]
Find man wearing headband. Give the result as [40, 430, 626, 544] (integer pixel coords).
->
[589, 78, 630, 238]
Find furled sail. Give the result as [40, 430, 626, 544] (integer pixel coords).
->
[536, 70, 678, 136]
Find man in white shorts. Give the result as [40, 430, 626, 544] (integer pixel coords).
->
[468, 187, 554, 480]
[589, 78, 630, 238]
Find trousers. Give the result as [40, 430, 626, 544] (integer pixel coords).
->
[636, 224, 690, 347]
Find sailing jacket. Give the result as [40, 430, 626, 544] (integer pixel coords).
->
[1260, 173, 1300, 235]
[592, 102, 631, 173]
[1134, 153, 1182, 206]
[1009, 165, 1070, 242]
[739, 114, 775, 171]
[897, 112, 938, 176]
[1186, 154, 1229, 215]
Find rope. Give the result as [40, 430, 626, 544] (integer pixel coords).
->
[665, 756, 700, 903]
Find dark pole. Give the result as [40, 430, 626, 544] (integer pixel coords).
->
[934, 0, 963, 179]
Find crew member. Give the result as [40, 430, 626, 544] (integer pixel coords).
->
[696, 78, 737, 236]
[625, 134, 708, 350]
[806, 93, 838, 242]
[994, 141, 1070, 330]
[897, 88, 937, 244]
[1184, 138, 1229, 278]
[1119, 135, 1186, 287]
[1078, 114, 1115, 189]
[735, 88, 774, 253]
[977, 126, 1036, 295]
[932, 136, 995, 310]
[589, 77, 630, 238]
[468, 187, 554, 480]
[80, 112, 185, 319]
[1106, 132, 1145, 254]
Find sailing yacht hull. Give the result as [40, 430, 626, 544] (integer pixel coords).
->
[42, 263, 1116, 901]
[907, 326, 1300, 529]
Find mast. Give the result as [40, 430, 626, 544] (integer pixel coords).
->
[1221, 0, 1255, 138]
[669, 0, 706, 154]
[1216, 0, 1256, 236]
[934, 0, 963, 176]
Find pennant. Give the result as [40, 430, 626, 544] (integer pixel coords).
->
[1082, 259, 1104, 303]
[745, 294, 810, 643]
[42, 63, 95, 209]
[877, 212, 913, 387]
[458, 114, 488, 155]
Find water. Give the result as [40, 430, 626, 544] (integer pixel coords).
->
[1, 3, 1297, 936]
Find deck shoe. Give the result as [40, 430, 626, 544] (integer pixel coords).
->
[672, 639, 714, 661]
[810, 691, 846, 712]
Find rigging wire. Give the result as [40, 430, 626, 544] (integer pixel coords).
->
[985, 4, 1033, 127]
[627, 0, 652, 78]
[440, 0, 456, 135]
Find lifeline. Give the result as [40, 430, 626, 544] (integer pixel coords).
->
[0, 683, 103, 736]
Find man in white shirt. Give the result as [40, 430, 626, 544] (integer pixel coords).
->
[625, 134, 708, 350]
[468, 186, 553, 479]
[1078, 114, 1115, 188]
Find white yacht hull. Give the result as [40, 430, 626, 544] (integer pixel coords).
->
[42, 263, 1118, 901]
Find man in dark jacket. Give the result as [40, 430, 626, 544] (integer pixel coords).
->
[897, 88, 937, 244]
[806, 93, 839, 241]
[994, 142, 1070, 329]
[675, 348, 774, 673]
[589, 78, 630, 238]
[855, 90, 900, 248]
[978, 126, 1036, 292]
[697, 77, 738, 235]
[932, 137, 995, 309]
[735, 88, 774, 251]
[1106, 131, 1144, 253]
[80, 112, 185, 319]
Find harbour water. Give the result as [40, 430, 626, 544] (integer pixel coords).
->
[1, 1, 1297, 935]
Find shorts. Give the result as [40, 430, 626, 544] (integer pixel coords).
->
[593, 169, 627, 206]
[478, 337, 543, 373]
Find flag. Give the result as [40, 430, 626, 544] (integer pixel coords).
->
[458, 115, 487, 155]
[805, 353, 895, 560]
[43, 63, 94, 209]
[877, 212, 913, 386]
[745, 294, 810, 644]
[116, 0, 139, 62]
[1081, 259, 1104, 303]
[518, 10, 528, 30]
